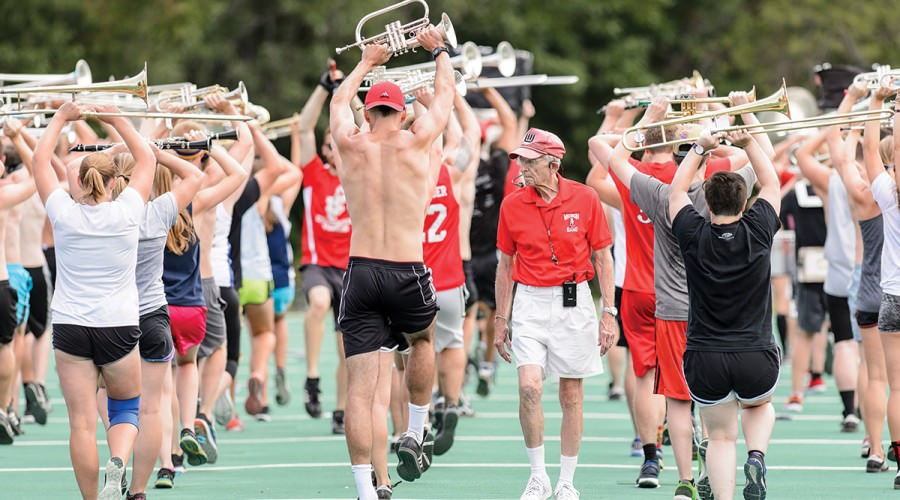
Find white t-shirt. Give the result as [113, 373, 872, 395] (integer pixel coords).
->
[612, 207, 626, 288]
[871, 172, 900, 296]
[824, 171, 856, 297]
[135, 193, 179, 315]
[212, 204, 233, 288]
[46, 187, 145, 326]
[240, 205, 273, 281]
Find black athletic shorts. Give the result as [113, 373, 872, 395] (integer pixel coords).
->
[53, 323, 141, 366]
[338, 257, 438, 357]
[682, 348, 780, 407]
[470, 251, 498, 310]
[462, 260, 478, 310]
[0, 280, 17, 345]
[615, 286, 628, 348]
[25, 266, 48, 337]
[139, 305, 175, 363]
[42, 246, 56, 289]
[856, 310, 879, 329]
[824, 293, 854, 342]
[300, 264, 345, 328]
[796, 283, 826, 333]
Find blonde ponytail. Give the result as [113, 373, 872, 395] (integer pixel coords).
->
[78, 153, 117, 204]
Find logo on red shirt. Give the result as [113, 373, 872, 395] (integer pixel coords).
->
[564, 212, 580, 233]
[315, 185, 350, 233]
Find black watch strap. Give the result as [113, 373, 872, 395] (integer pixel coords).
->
[431, 46, 450, 59]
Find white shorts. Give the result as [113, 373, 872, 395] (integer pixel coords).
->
[510, 282, 603, 379]
[434, 286, 465, 352]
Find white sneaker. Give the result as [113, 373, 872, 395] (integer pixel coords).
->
[520, 474, 552, 500]
[555, 481, 580, 499]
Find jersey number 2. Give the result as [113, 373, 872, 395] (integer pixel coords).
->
[425, 203, 447, 243]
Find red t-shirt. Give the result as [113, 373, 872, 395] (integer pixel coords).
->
[300, 155, 351, 269]
[423, 164, 465, 292]
[497, 175, 612, 287]
[705, 157, 734, 176]
[503, 158, 522, 198]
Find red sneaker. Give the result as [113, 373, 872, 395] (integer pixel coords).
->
[785, 395, 803, 412]
[225, 415, 244, 432]
[806, 376, 826, 394]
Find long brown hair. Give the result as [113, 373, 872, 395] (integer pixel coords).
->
[156, 165, 197, 255]
[79, 153, 117, 203]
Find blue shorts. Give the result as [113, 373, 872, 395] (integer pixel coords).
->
[6, 264, 32, 327]
[273, 285, 296, 315]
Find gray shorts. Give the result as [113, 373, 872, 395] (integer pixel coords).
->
[199, 278, 227, 359]
[796, 283, 827, 333]
[433, 285, 466, 353]
[879, 293, 900, 333]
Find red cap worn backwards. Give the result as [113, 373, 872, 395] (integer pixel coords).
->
[365, 81, 405, 111]
[509, 127, 566, 160]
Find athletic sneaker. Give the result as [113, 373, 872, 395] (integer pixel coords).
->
[894, 469, 900, 490]
[396, 430, 434, 482]
[126, 492, 147, 500]
[154, 468, 175, 489]
[389, 435, 400, 454]
[172, 453, 185, 475]
[554, 481, 580, 500]
[226, 414, 244, 432]
[275, 367, 291, 406]
[631, 437, 643, 457]
[867, 454, 890, 472]
[304, 377, 322, 418]
[24, 382, 49, 425]
[697, 439, 712, 500]
[376, 484, 393, 499]
[861, 437, 872, 459]
[477, 363, 494, 397]
[0, 410, 14, 444]
[194, 414, 219, 464]
[519, 474, 552, 500]
[332, 410, 346, 434]
[458, 392, 475, 417]
[7, 406, 23, 436]
[784, 395, 803, 412]
[179, 428, 208, 466]
[214, 391, 235, 427]
[607, 382, 624, 401]
[434, 405, 459, 455]
[245, 376, 265, 416]
[98, 457, 126, 500]
[840, 413, 860, 433]
[806, 376, 826, 394]
[637, 460, 660, 488]
[743, 454, 766, 499]
[254, 406, 272, 422]
[674, 479, 698, 500]
[661, 421, 671, 446]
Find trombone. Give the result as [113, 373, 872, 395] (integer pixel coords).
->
[0, 107, 254, 122]
[335, 0, 457, 55]
[0, 63, 148, 105]
[466, 74, 580, 89]
[375, 40, 482, 79]
[480, 42, 517, 78]
[261, 115, 299, 140]
[0, 59, 92, 89]
[636, 87, 757, 118]
[360, 70, 468, 96]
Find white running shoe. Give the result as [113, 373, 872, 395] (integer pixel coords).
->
[519, 474, 552, 500]
[98, 457, 125, 500]
[554, 481, 580, 500]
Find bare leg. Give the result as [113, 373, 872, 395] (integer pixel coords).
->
[175, 346, 200, 430]
[130, 360, 168, 495]
[634, 370, 663, 447]
[667, 398, 695, 481]
[304, 286, 331, 379]
[100, 349, 142, 463]
[389, 357, 405, 437]
[607, 345, 625, 393]
[0, 343, 13, 412]
[55, 351, 102, 498]
[700, 401, 739, 500]
[371, 351, 394, 487]
[624, 354, 638, 436]
[336, 332, 348, 411]
[31, 330, 51, 385]
[403, 323, 436, 408]
[274, 313, 289, 370]
[438, 347, 466, 405]
[861, 326, 887, 458]
[879, 332, 900, 444]
[158, 366, 175, 470]
[790, 330, 814, 398]
[811, 327, 827, 376]
[345, 351, 379, 469]
[740, 399, 775, 455]
[558, 378, 583, 456]
[199, 346, 226, 417]
[247, 300, 276, 407]
[518, 365, 544, 448]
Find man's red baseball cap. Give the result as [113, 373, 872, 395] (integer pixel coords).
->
[509, 128, 566, 160]
[365, 81, 405, 111]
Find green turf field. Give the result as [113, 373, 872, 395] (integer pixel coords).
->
[2, 310, 897, 499]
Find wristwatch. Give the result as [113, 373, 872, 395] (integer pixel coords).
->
[432, 46, 450, 59]
[602, 306, 618, 317]
[692, 143, 711, 156]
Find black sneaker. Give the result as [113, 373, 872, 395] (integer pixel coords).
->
[376, 484, 393, 499]
[172, 453, 185, 475]
[332, 410, 346, 435]
[24, 382, 49, 425]
[179, 428, 208, 466]
[275, 367, 291, 406]
[0, 410, 14, 444]
[396, 430, 434, 482]
[867, 454, 890, 473]
[636, 460, 660, 488]
[433, 405, 459, 456]
[304, 378, 322, 418]
[154, 468, 175, 489]
[743, 454, 767, 500]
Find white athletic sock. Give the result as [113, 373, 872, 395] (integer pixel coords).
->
[351, 464, 377, 500]
[559, 454, 578, 485]
[407, 403, 429, 442]
[526, 445, 546, 477]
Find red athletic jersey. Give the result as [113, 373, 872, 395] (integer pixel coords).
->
[504, 158, 523, 198]
[705, 157, 734, 176]
[300, 155, 351, 269]
[497, 175, 612, 287]
[423, 164, 465, 292]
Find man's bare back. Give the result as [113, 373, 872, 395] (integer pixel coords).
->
[19, 193, 45, 268]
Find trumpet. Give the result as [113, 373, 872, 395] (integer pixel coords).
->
[360, 70, 467, 97]
[335, 0, 457, 56]
[375, 40, 482, 80]
[69, 129, 240, 152]
[261, 115, 299, 140]
[480, 42, 517, 78]
[615, 70, 714, 98]
[181, 82, 249, 114]
[853, 64, 900, 89]
[0, 59, 92, 89]
[0, 63, 148, 105]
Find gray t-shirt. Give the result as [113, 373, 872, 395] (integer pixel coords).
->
[630, 165, 757, 320]
[136, 193, 179, 315]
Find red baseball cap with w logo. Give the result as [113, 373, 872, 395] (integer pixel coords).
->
[509, 128, 566, 160]
[365, 81, 405, 111]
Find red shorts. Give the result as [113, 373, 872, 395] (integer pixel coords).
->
[168, 305, 207, 356]
[654, 319, 690, 400]
[621, 289, 656, 377]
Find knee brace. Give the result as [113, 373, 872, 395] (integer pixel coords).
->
[108, 396, 141, 429]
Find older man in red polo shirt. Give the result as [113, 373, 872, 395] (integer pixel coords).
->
[494, 128, 616, 500]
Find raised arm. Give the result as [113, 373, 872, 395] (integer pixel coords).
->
[479, 87, 519, 153]
[794, 130, 832, 194]
[865, 85, 896, 183]
[585, 148, 622, 210]
[249, 122, 287, 194]
[606, 96, 669, 187]
[3, 119, 34, 172]
[298, 71, 333, 166]
[32, 102, 82, 203]
[193, 142, 249, 214]
[94, 106, 154, 202]
[330, 45, 391, 145]
[828, 126, 878, 217]
[152, 147, 205, 210]
[733, 91, 775, 158]
[669, 132, 718, 222]
[730, 129, 780, 213]
[408, 27, 455, 148]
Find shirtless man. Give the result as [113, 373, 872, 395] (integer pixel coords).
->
[329, 26, 454, 499]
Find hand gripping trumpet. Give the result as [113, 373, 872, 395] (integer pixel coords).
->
[335, 0, 457, 56]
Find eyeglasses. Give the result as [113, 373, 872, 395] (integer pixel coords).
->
[518, 157, 551, 169]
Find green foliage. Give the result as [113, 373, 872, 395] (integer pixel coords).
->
[1, 0, 897, 180]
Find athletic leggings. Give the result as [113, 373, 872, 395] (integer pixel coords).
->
[220, 286, 242, 378]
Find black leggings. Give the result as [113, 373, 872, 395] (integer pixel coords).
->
[220, 286, 242, 378]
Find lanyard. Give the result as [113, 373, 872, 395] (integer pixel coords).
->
[537, 204, 559, 266]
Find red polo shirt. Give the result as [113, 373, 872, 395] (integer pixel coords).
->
[497, 174, 612, 287]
